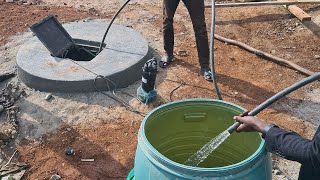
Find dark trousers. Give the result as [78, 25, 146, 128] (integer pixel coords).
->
[163, 0, 210, 68]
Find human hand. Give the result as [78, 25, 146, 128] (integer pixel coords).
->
[233, 113, 268, 133]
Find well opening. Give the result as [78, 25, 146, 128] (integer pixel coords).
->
[55, 39, 105, 61]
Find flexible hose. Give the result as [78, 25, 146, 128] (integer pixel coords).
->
[98, 0, 223, 101]
[227, 71, 320, 133]
[210, 0, 223, 100]
[98, 0, 132, 53]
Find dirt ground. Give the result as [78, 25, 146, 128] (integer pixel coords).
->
[0, 0, 319, 179]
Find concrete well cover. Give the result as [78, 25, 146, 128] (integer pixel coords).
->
[17, 21, 152, 92]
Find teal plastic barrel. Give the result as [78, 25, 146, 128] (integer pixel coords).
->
[132, 99, 272, 179]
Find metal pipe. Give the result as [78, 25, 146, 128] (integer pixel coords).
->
[205, 1, 320, 8]
[210, 0, 223, 100]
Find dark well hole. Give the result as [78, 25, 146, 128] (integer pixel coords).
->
[56, 39, 106, 61]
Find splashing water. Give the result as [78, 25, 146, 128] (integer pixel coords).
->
[184, 130, 231, 167]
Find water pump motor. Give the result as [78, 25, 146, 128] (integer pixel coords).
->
[137, 58, 157, 103]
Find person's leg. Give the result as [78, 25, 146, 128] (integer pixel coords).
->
[163, 0, 180, 56]
[182, 0, 210, 69]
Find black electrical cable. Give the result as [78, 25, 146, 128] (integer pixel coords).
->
[92, 75, 147, 117]
[68, 60, 146, 117]
[210, 0, 223, 100]
[98, 0, 132, 53]
[84, 0, 149, 116]
[97, 0, 223, 103]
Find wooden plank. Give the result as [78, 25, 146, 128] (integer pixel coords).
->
[287, 5, 312, 22]
[280, 0, 312, 22]
[205, 1, 320, 8]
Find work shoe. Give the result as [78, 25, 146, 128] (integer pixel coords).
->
[159, 54, 175, 68]
[200, 67, 213, 81]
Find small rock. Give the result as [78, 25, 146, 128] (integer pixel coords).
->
[5, 0, 14, 3]
[83, 18, 92, 22]
[234, 92, 238, 95]
[66, 128, 71, 132]
[285, 54, 292, 59]
[50, 174, 61, 180]
[314, 55, 320, 59]
[65, 148, 75, 156]
[271, 50, 276, 54]
[0, 105, 4, 113]
[177, 50, 188, 57]
[287, 26, 295, 31]
[274, 169, 281, 175]
[45, 93, 52, 101]
[229, 56, 235, 61]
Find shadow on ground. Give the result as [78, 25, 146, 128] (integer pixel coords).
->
[16, 100, 135, 179]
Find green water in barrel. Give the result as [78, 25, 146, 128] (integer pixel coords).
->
[144, 101, 261, 168]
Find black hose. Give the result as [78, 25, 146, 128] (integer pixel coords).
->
[227, 72, 320, 133]
[98, 0, 132, 53]
[210, 0, 223, 100]
[98, 0, 223, 101]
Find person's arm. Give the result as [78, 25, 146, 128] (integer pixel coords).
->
[265, 126, 320, 168]
[233, 115, 320, 168]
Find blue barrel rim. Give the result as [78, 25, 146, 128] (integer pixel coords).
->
[139, 98, 267, 174]
[126, 169, 134, 180]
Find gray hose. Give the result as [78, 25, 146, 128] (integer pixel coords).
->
[227, 72, 320, 133]
[210, 0, 223, 100]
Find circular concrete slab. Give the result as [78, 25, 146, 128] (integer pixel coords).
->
[17, 21, 152, 92]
